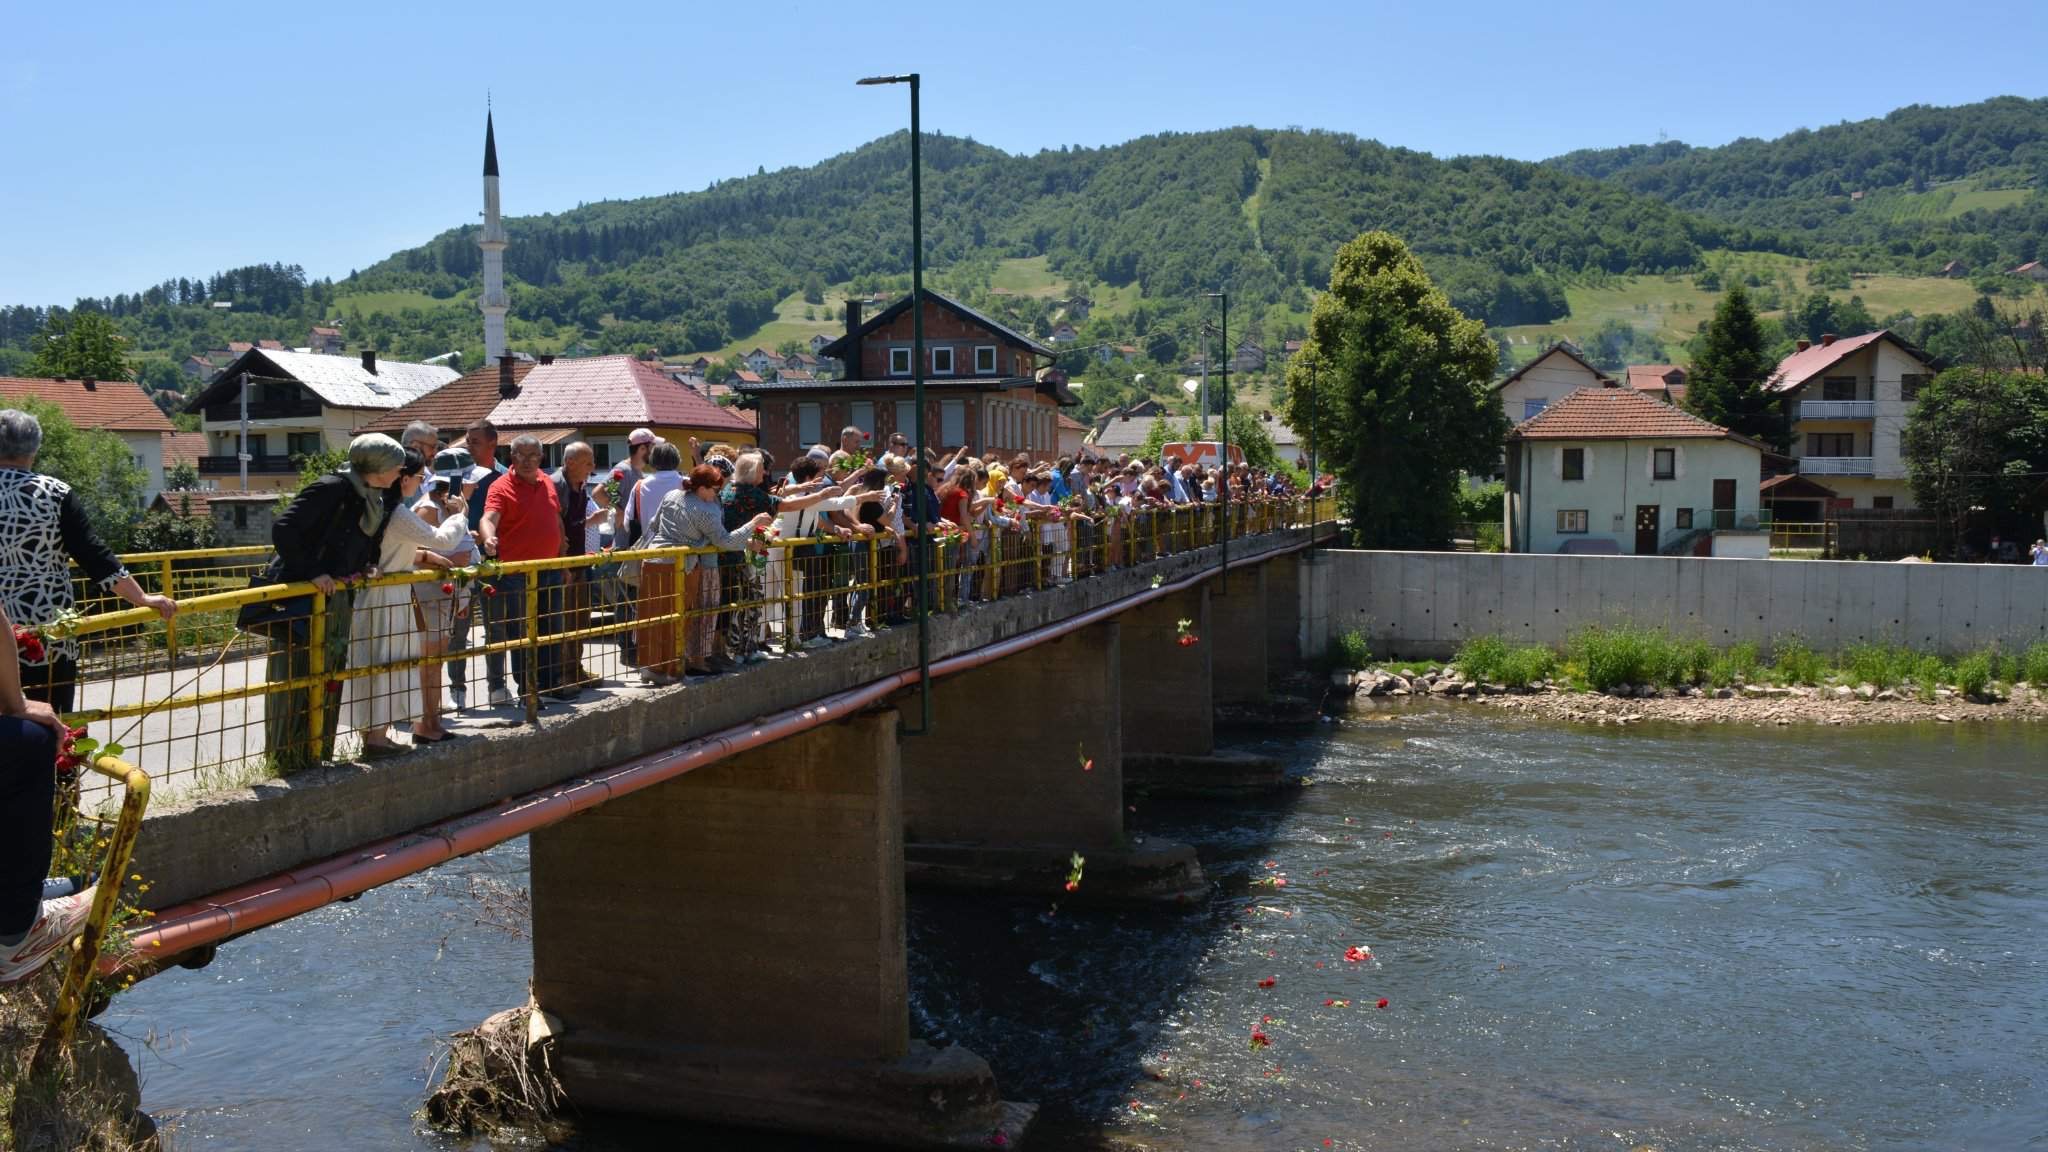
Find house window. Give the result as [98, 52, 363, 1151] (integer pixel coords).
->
[1872, 496, 1894, 510]
[1562, 448, 1585, 481]
[1676, 508, 1694, 529]
[931, 346, 954, 375]
[1821, 376, 1858, 401]
[1652, 448, 1676, 480]
[1807, 432, 1855, 457]
[849, 401, 874, 436]
[941, 399, 966, 446]
[1523, 398, 1548, 421]
[894, 400, 915, 443]
[975, 346, 997, 375]
[797, 403, 822, 446]
[1900, 374, 1929, 401]
[888, 347, 912, 376]
[1557, 509, 1589, 534]
[233, 504, 249, 529]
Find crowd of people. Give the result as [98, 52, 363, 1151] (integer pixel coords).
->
[2, 405, 1323, 775]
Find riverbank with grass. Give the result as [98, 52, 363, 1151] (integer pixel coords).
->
[1334, 627, 2048, 727]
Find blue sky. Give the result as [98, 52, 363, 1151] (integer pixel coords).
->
[4, 0, 2044, 306]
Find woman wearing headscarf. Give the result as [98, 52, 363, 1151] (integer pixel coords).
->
[0, 409, 178, 714]
[260, 432, 405, 768]
[343, 448, 470, 756]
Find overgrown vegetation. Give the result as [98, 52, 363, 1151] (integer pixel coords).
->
[1431, 627, 2044, 699]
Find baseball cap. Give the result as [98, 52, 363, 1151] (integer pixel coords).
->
[627, 428, 656, 446]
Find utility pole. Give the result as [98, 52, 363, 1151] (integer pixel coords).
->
[1206, 292, 1229, 591]
[1199, 324, 1210, 435]
[237, 370, 250, 491]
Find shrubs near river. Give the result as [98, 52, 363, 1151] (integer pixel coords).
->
[1335, 625, 2048, 714]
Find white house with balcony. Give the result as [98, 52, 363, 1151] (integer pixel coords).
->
[1504, 387, 1765, 556]
[182, 348, 461, 492]
[1763, 330, 1933, 510]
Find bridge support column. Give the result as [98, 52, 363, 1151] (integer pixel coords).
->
[1209, 564, 1270, 705]
[1118, 587, 1211, 758]
[528, 709, 1033, 1148]
[1118, 584, 1284, 796]
[900, 622, 1203, 903]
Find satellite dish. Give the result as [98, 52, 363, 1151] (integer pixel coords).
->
[1180, 378, 1200, 395]
[1133, 373, 1146, 386]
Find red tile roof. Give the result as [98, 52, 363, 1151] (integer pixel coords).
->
[161, 431, 208, 468]
[370, 360, 538, 436]
[489, 355, 755, 434]
[1625, 364, 1686, 391]
[1763, 330, 1901, 393]
[1507, 387, 1754, 444]
[1057, 413, 1089, 432]
[257, 339, 285, 351]
[311, 326, 341, 336]
[228, 341, 255, 354]
[732, 370, 765, 385]
[151, 489, 276, 518]
[0, 377, 176, 433]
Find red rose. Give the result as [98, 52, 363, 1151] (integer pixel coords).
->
[482, 584, 497, 597]
[1063, 880, 1078, 892]
[325, 680, 342, 694]
[1376, 998, 1389, 1009]
[441, 582, 455, 594]
[1256, 976, 1276, 988]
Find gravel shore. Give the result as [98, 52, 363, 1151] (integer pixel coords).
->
[1340, 666, 2048, 727]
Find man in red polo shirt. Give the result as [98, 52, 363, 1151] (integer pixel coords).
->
[478, 434, 565, 702]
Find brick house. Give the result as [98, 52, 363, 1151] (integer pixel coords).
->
[735, 293, 1074, 463]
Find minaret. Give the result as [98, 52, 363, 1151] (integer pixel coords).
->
[479, 109, 509, 364]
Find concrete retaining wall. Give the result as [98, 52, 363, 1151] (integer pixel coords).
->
[1326, 550, 2048, 660]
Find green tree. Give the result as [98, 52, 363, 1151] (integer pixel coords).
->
[166, 459, 202, 491]
[1902, 367, 2048, 555]
[130, 501, 219, 552]
[1279, 231, 1505, 548]
[1684, 284, 1782, 448]
[10, 397, 149, 551]
[802, 272, 826, 305]
[1220, 405, 1278, 471]
[26, 310, 130, 381]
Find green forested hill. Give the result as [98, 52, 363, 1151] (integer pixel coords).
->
[6, 103, 2044, 401]
[1544, 97, 2048, 272]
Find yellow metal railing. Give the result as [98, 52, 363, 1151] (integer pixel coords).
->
[32, 753, 150, 1075]
[47, 499, 1315, 798]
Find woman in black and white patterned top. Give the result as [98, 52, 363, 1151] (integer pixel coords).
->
[0, 409, 178, 713]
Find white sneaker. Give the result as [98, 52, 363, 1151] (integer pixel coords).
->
[488, 686, 514, 708]
[449, 686, 467, 712]
[0, 887, 98, 986]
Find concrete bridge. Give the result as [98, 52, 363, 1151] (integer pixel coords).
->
[119, 520, 1336, 1148]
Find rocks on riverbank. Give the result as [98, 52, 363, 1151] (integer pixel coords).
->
[1336, 666, 2048, 727]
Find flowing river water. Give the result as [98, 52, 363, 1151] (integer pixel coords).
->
[110, 708, 2048, 1150]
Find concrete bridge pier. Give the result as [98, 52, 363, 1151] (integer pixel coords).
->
[1209, 564, 1271, 705]
[899, 622, 1205, 904]
[1118, 583, 1284, 796]
[526, 709, 1034, 1148]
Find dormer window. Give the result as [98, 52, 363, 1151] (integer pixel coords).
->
[888, 347, 912, 376]
[931, 346, 954, 376]
[975, 345, 997, 375]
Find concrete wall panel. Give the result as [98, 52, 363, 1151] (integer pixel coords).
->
[1320, 551, 2042, 660]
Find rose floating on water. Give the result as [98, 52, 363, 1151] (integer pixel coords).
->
[1344, 945, 1373, 964]
[1248, 1028, 1271, 1050]
[1376, 998, 1390, 1009]
[1257, 976, 1276, 988]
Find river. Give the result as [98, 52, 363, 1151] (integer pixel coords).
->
[109, 708, 2048, 1150]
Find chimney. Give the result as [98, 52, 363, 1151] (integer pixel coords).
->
[845, 299, 864, 380]
[1796, 339, 1811, 352]
[537, 354, 555, 365]
[360, 349, 377, 374]
[1820, 333, 1837, 347]
[497, 354, 519, 400]
[81, 378, 97, 392]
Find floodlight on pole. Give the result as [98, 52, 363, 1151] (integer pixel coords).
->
[1205, 291, 1229, 591]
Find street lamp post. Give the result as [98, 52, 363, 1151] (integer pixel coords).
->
[1205, 291, 1229, 591]
[858, 71, 930, 737]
